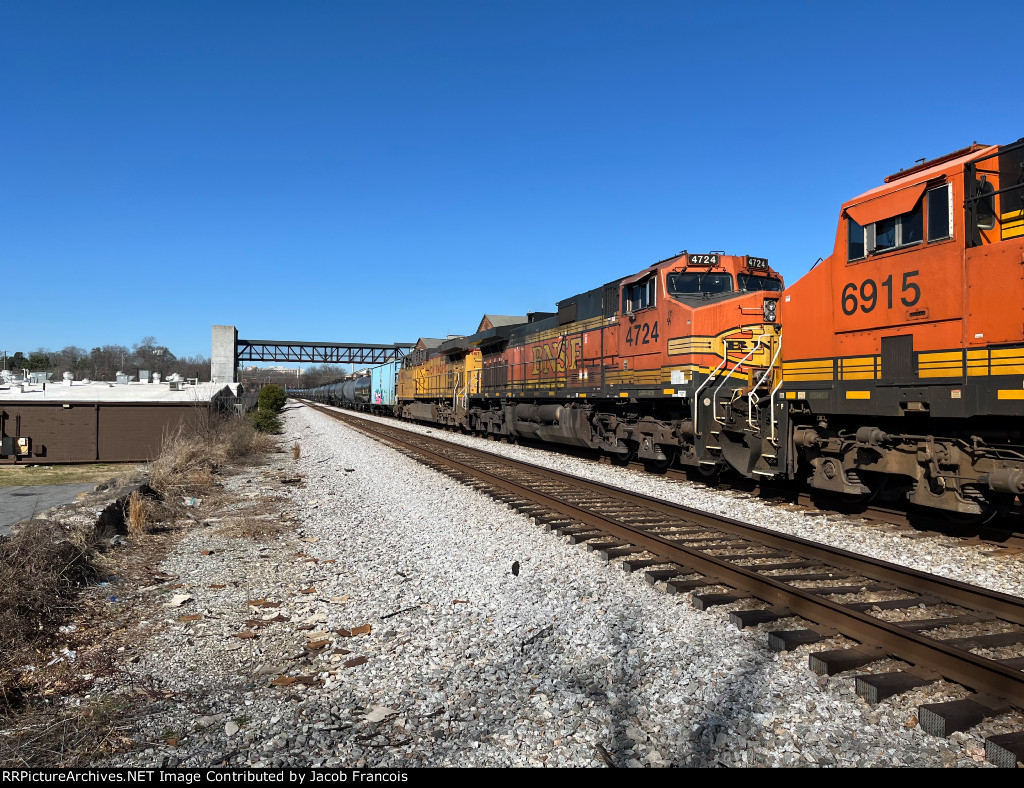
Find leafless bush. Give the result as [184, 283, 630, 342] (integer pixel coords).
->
[0, 521, 105, 705]
[292, 443, 301, 460]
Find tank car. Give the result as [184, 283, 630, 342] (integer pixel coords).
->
[290, 361, 399, 414]
[767, 137, 1024, 518]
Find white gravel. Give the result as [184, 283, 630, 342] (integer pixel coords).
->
[102, 402, 1024, 768]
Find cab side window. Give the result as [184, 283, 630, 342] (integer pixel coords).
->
[976, 179, 996, 230]
[872, 200, 922, 252]
[926, 184, 952, 241]
[848, 217, 866, 261]
[848, 187, 947, 264]
[622, 277, 656, 313]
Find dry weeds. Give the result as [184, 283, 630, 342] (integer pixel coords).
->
[0, 410, 279, 765]
[0, 520, 106, 703]
[148, 413, 277, 508]
[126, 491, 154, 536]
[292, 442, 301, 460]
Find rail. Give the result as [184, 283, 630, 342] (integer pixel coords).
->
[320, 406, 1024, 723]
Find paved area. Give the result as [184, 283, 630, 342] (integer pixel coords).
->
[0, 484, 97, 536]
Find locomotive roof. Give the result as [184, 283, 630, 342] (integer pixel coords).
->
[844, 143, 998, 210]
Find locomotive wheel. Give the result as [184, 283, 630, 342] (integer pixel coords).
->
[830, 470, 881, 505]
[946, 486, 1006, 525]
[644, 447, 676, 474]
[610, 442, 637, 466]
[688, 464, 722, 484]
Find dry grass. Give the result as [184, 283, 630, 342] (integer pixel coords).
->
[148, 413, 278, 505]
[0, 520, 106, 705]
[0, 410, 279, 764]
[0, 693, 137, 767]
[0, 464, 125, 489]
[126, 491, 158, 536]
[292, 442, 301, 460]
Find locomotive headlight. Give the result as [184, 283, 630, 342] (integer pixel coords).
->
[763, 298, 778, 323]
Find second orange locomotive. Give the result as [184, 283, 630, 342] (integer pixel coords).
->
[395, 251, 783, 474]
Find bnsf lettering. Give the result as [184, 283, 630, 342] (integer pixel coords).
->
[530, 336, 582, 375]
[725, 340, 749, 352]
[625, 322, 659, 347]
[841, 270, 921, 315]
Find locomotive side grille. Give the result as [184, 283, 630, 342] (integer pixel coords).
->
[881, 334, 915, 382]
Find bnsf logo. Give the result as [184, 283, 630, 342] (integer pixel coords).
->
[720, 328, 775, 364]
[530, 336, 583, 375]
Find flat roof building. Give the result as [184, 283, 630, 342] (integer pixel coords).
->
[0, 377, 241, 464]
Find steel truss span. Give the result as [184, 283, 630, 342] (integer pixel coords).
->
[236, 340, 414, 365]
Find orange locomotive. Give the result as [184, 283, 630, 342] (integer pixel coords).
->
[395, 251, 783, 473]
[303, 135, 1024, 521]
[773, 137, 1024, 517]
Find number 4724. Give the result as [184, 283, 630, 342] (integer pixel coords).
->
[625, 321, 659, 345]
[841, 270, 921, 315]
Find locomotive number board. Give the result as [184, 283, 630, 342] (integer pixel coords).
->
[688, 254, 719, 266]
[747, 256, 769, 269]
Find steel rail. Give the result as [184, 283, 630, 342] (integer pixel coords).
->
[316, 406, 1024, 708]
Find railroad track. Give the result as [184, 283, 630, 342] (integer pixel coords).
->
[309, 403, 1024, 549]
[568, 437, 1024, 548]
[309, 403, 1024, 767]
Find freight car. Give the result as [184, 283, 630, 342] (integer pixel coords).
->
[291, 134, 1024, 521]
[296, 360, 399, 415]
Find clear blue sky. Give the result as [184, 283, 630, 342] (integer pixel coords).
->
[4, 1, 1022, 364]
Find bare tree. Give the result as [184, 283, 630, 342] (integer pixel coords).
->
[50, 346, 90, 378]
[131, 337, 177, 377]
[89, 345, 131, 380]
[298, 364, 348, 387]
[173, 354, 212, 381]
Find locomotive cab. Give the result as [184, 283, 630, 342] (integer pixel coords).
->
[778, 136, 1024, 518]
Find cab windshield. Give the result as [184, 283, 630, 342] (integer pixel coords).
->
[666, 272, 733, 295]
[736, 274, 783, 292]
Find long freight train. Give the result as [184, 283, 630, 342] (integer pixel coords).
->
[292, 136, 1024, 521]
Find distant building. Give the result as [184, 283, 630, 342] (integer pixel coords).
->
[476, 315, 528, 333]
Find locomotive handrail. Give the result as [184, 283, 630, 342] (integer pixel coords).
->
[747, 335, 783, 430]
[453, 371, 464, 411]
[691, 356, 730, 439]
[769, 375, 785, 445]
[711, 333, 772, 426]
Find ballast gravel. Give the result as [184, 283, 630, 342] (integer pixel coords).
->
[101, 403, 1024, 768]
